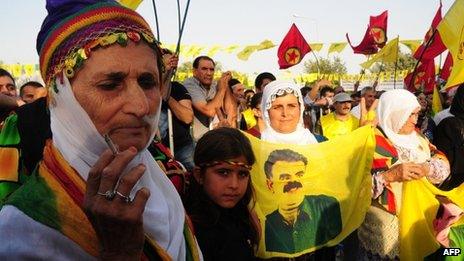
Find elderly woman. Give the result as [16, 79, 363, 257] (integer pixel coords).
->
[259, 80, 333, 260]
[261, 80, 320, 145]
[358, 89, 450, 260]
[0, 1, 200, 260]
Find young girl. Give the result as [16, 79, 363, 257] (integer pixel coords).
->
[185, 127, 257, 261]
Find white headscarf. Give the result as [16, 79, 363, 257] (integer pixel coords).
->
[49, 75, 187, 260]
[261, 80, 318, 145]
[377, 89, 421, 150]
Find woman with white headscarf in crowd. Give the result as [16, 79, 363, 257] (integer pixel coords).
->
[259, 80, 333, 260]
[260, 80, 322, 145]
[358, 89, 450, 260]
[0, 0, 201, 260]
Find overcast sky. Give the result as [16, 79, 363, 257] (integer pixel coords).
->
[0, 0, 453, 76]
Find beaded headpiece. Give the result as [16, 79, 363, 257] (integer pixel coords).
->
[197, 160, 252, 171]
[37, 0, 160, 90]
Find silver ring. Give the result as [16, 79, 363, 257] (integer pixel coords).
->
[97, 190, 116, 201]
[115, 190, 132, 203]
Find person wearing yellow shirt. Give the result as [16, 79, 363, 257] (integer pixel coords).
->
[351, 86, 376, 120]
[320, 93, 359, 140]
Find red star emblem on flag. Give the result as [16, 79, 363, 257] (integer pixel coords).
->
[277, 24, 311, 69]
[285, 48, 301, 64]
[370, 27, 385, 45]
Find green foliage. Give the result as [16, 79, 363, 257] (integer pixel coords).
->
[176, 61, 193, 74]
[303, 56, 347, 75]
[369, 50, 416, 73]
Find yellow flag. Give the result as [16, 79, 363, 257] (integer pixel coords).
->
[309, 43, 323, 52]
[0, 64, 9, 72]
[257, 40, 275, 51]
[206, 45, 222, 57]
[178, 45, 188, 57]
[431, 85, 443, 116]
[192, 46, 205, 57]
[224, 44, 240, 54]
[400, 39, 422, 53]
[10, 64, 22, 77]
[303, 73, 318, 82]
[328, 42, 347, 54]
[360, 37, 399, 69]
[23, 64, 35, 77]
[245, 126, 375, 258]
[437, 0, 464, 88]
[117, 0, 143, 10]
[400, 179, 464, 260]
[237, 45, 259, 61]
[185, 45, 204, 57]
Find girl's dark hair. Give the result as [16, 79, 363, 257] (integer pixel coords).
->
[186, 127, 258, 246]
[194, 127, 255, 167]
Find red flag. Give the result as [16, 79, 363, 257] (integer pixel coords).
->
[439, 52, 453, 82]
[346, 28, 378, 55]
[277, 24, 311, 69]
[369, 10, 388, 48]
[404, 59, 436, 94]
[413, 2, 446, 61]
[346, 10, 388, 54]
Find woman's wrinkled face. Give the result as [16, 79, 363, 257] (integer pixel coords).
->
[268, 93, 300, 133]
[232, 83, 246, 102]
[71, 41, 160, 151]
[398, 107, 420, 135]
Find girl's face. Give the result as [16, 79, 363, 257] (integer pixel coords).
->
[195, 156, 250, 208]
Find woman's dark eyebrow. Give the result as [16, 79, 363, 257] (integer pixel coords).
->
[104, 72, 127, 81]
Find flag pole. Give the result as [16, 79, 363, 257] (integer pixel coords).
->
[151, 0, 160, 41]
[408, 29, 438, 89]
[311, 51, 321, 79]
[393, 36, 399, 89]
[355, 54, 370, 89]
[375, 59, 384, 83]
[175, 0, 192, 55]
[166, 0, 191, 153]
[438, 53, 443, 74]
[176, 0, 182, 34]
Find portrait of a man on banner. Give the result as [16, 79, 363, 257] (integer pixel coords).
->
[245, 126, 375, 259]
[263, 149, 342, 254]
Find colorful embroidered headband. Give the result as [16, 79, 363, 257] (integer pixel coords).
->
[198, 160, 252, 170]
[37, 1, 159, 88]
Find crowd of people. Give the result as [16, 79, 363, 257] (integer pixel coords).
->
[0, 0, 463, 260]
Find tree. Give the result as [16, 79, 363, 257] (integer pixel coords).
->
[369, 50, 416, 73]
[303, 56, 347, 75]
[176, 61, 193, 74]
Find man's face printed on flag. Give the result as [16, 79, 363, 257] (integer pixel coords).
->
[267, 160, 307, 214]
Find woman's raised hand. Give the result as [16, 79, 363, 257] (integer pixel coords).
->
[83, 147, 150, 261]
[359, 97, 379, 127]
